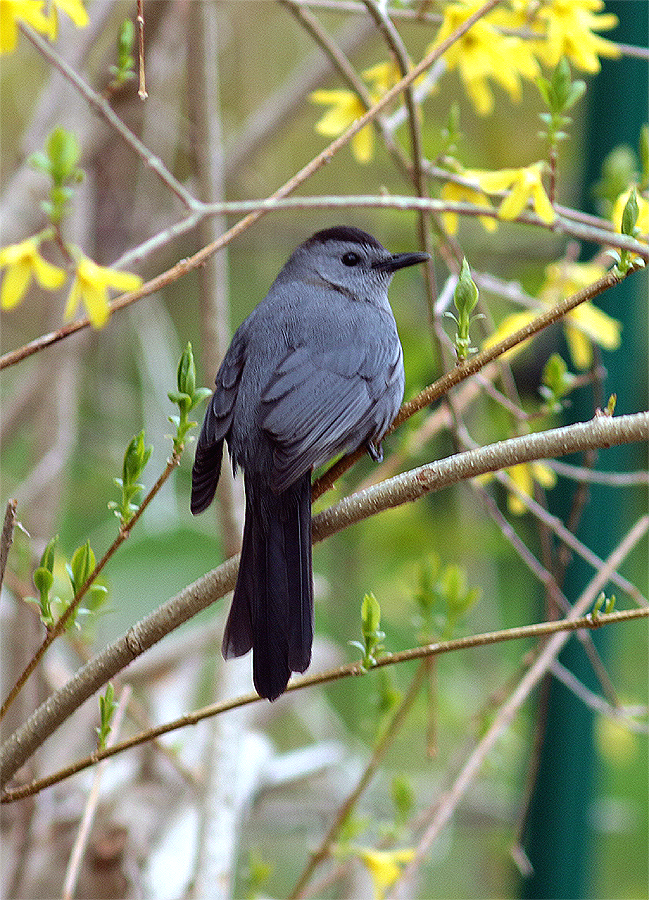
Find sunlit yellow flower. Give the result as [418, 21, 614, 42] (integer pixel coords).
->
[513, 0, 621, 73]
[540, 260, 621, 368]
[0, 237, 66, 309]
[483, 260, 621, 370]
[355, 848, 415, 900]
[612, 187, 649, 243]
[468, 164, 555, 224]
[310, 89, 374, 164]
[427, 1, 539, 115]
[46, 0, 89, 40]
[440, 179, 497, 235]
[0, 0, 54, 53]
[505, 461, 557, 515]
[65, 256, 142, 328]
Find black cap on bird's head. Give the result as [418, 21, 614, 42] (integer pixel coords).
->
[289, 225, 429, 296]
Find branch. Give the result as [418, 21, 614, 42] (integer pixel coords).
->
[1, 410, 646, 786]
[0, 453, 181, 723]
[390, 514, 649, 896]
[3, 605, 647, 804]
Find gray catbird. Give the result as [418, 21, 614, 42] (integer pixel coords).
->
[191, 226, 428, 700]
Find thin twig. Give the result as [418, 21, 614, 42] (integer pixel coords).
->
[0, 452, 181, 723]
[0, 499, 18, 594]
[2, 605, 647, 805]
[289, 661, 427, 899]
[136, 0, 147, 100]
[61, 685, 132, 900]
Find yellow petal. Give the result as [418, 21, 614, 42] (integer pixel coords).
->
[497, 178, 530, 221]
[568, 302, 621, 351]
[464, 74, 494, 116]
[31, 253, 67, 289]
[531, 462, 557, 489]
[64, 276, 82, 319]
[1, 260, 32, 309]
[54, 0, 89, 28]
[351, 124, 374, 164]
[482, 309, 537, 359]
[564, 324, 593, 369]
[101, 267, 142, 293]
[531, 179, 556, 224]
[81, 281, 110, 328]
[468, 168, 519, 193]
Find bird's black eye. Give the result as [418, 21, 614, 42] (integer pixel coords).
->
[341, 251, 361, 267]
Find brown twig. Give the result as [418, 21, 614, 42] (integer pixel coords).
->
[2, 605, 647, 805]
[0, 452, 181, 723]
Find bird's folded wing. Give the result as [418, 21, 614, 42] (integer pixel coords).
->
[261, 341, 402, 492]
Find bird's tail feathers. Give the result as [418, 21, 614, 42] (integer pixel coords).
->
[222, 473, 313, 701]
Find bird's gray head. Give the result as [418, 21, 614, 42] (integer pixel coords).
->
[283, 226, 429, 308]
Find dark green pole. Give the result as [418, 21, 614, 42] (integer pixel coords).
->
[522, 4, 648, 898]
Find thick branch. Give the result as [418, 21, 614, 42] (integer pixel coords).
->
[1, 410, 646, 785]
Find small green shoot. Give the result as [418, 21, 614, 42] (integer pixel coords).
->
[349, 591, 386, 669]
[610, 188, 645, 275]
[391, 775, 415, 831]
[96, 682, 117, 750]
[26, 535, 59, 628]
[65, 541, 108, 630]
[108, 20, 137, 91]
[168, 342, 212, 453]
[537, 57, 585, 148]
[415, 554, 481, 642]
[28, 127, 84, 225]
[539, 353, 576, 413]
[591, 592, 615, 619]
[108, 430, 153, 528]
[444, 257, 483, 362]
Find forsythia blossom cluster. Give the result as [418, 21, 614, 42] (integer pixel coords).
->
[0, 237, 142, 328]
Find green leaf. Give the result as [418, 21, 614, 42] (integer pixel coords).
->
[68, 541, 96, 594]
[33, 566, 54, 595]
[40, 534, 58, 572]
[620, 187, 639, 236]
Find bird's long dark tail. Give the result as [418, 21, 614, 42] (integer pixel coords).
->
[222, 471, 313, 701]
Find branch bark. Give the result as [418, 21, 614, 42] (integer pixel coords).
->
[1, 410, 646, 786]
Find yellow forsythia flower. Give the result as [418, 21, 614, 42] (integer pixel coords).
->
[505, 461, 557, 515]
[0, 237, 66, 308]
[310, 89, 374, 164]
[483, 260, 621, 370]
[65, 257, 142, 328]
[0, 0, 54, 53]
[355, 847, 416, 900]
[469, 164, 555, 224]
[428, 1, 539, 115]
[513, 0, 621, 73]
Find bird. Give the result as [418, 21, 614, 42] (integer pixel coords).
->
[191, 226, 428, 700]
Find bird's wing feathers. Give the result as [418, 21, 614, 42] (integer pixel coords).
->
[262, 338, 402, 492]
[190, 331, 247, 513]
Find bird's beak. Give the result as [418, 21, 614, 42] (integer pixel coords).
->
[373, 251, 430, 273]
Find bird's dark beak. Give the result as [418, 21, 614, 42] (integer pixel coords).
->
[373, 251, 430, 273]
